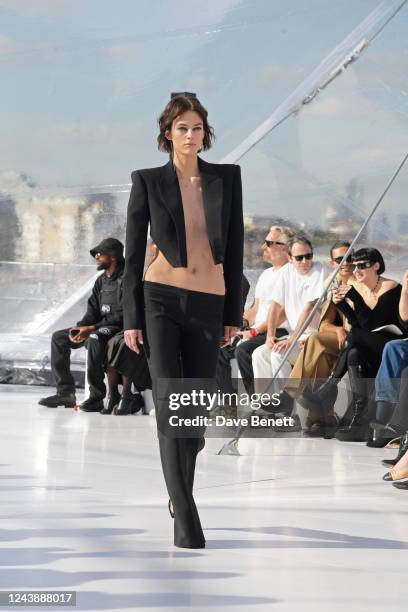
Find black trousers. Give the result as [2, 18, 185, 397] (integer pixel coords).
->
[235, 328, 287, 395]
[143, 281, 224, 548]
[51, 328, 108, 400]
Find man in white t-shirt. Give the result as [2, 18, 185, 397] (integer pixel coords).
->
[252, 236, 324, 391]
[235, 225, 295, 395]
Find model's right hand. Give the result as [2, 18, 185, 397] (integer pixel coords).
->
[124, 329, 144, 354]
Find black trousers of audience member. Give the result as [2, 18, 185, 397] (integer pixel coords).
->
[216, 338, 240, 401]
[332, 328, 398, 380]
[143, 281, 224, 548]
[51, 328, 108, 400]
[235, 328, 288, 395]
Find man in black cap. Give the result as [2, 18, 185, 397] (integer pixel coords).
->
[39, 237, 125, 412]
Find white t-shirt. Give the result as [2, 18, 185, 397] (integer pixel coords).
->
[253, 264, 288, 328]
[269, 262, 324, 337]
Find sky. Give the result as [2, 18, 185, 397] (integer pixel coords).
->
[1, 0, 407, 224]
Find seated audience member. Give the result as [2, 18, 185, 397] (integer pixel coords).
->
[234, 226, 294, 396]
[285, 240, 356, 437]
[251, 235, 324, 422]
[318, 248, 406, 442]
[39, 238, 125, 412]
[369, 269, 408, 446]
[102, 237, 157, 415]
[213, 274, 250, 416]
[102, 331, 151, 415]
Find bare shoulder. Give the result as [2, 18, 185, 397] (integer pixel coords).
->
[381, 278, 399, 290]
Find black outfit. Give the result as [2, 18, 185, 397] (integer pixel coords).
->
[106, 331, 151, 391]
[123, 157, 244, 548]
[215, 275, 250, 403]
[331, 284, 405, 441]
[334, 284, 405, 377]
[51, 262, 124, 399]
[123, 158, 244, 330]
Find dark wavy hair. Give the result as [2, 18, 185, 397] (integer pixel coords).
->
[286, 235, 313, 255]
[157, 95, 215, 153]
[352, 247, 385, 275]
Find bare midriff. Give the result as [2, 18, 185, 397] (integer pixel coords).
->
[145, 175, 225, 295]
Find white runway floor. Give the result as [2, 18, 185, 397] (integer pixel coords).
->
[1, 385, 408, 612]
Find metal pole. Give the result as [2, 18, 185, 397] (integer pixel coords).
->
[218, 152, 408, 455]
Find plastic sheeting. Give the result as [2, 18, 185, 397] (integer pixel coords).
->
[1, 0, 407, 383]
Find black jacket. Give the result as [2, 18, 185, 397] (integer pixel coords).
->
[123, 157, 244, 330]
[77, 262, 124, 332]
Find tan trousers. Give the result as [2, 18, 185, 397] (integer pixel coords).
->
[286, 331, 340, 399]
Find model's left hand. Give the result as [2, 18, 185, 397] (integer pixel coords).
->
[220, 326, 239, 347]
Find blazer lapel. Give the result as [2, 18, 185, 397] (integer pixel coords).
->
[157, 157, 224, 265]
[198, 158, 223, 257]
[158, 160, 187, 264]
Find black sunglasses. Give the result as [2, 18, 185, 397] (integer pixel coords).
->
[333, 256, 352, 264]
[292, 252, 313, 262]
[351, 261, 374, 271]
[264, 239, 285, 247]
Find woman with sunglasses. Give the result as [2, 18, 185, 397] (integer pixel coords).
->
[321, 247, 406, 442]
[122, 93, 244, 548]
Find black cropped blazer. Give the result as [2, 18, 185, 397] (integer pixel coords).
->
[123, 156, 244, 330]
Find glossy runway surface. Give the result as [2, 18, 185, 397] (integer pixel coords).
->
[1, 386, 408, 611]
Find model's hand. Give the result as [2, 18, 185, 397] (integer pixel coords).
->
[69, 326, 94, 343]
[332, 285, 351, 304]
[336, 327, 347, 350]
[220, 326, 239, 347]
[124, 329, 144, 354]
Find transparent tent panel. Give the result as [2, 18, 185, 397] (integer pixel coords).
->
[239, 7, 408, 279]
[0, 0, 407, 374]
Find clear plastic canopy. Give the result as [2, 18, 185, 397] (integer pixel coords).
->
[0, 1, 407, 368]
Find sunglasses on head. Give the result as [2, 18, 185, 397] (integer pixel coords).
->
[292, 252, 313, 262]
[171, 91, 197, 99]
[264, 239, 285, 247]
[351, 260, 374, 271]
[333, 256, 352, 264]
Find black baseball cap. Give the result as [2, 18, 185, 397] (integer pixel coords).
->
[90, 238, 124, 260]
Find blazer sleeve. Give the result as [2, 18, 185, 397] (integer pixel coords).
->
[222, 165, 244, 327]
[123, 171, 150, 330]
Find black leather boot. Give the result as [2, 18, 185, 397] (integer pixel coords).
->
[367, 423, 401, 448]
[100, 393, 121, 415]
[79, 397, 104, 412]
[382, 431, 408, 468]
[335, 365, 370, 442]
[38, 393, 76, 408]
[313, 373, 339, 405]
[115, 392, 145, 415]
[367, 401, 399, 447]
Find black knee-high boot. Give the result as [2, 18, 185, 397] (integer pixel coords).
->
[335, 365, 370, 442]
